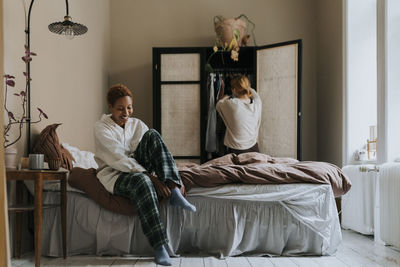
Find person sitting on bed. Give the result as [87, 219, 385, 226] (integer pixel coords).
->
[94, 84, 196, 266]
[216, 75, 262, 155]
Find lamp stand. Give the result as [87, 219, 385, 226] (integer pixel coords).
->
[25, 0, 34, 155]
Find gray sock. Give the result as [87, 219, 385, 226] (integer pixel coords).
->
[155, 245, 171, 266]
[170, 188, 196, 212]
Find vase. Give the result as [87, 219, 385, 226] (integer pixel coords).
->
[48, 158, 61, 171]
[5, 146, 18, 169]
[214, 16, 247, 48]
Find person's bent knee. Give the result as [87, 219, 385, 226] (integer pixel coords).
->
[143, 129, 161, 139]
[131, 172, 152, 184]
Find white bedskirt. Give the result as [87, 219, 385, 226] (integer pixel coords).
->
[41, 183, 341, 257]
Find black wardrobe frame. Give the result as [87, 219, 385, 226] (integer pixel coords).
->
[153, 39, 302, 163]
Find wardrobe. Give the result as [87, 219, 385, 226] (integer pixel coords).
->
[153, 40, 302, 163]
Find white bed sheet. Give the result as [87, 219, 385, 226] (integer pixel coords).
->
[40, 183, 341, 257]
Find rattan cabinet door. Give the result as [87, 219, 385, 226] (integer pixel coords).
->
[153, 49, 203, 163]
[257, 41, 302, 159]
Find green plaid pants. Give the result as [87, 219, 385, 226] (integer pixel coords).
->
[114, 129, 181, 249]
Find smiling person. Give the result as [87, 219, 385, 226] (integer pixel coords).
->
[94, 84, 196, 266]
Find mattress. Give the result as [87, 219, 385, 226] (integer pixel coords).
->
[40, 183, 341, 257]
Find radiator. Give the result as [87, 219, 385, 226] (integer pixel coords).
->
[342, 165, 379, 235]
[379, 163, 400, 249]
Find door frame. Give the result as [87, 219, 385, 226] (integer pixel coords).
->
[1, 0, 12, 265]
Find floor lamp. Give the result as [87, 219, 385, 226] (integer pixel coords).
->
[25, 0, 87, 153]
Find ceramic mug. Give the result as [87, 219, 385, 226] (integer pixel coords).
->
[29, 154, 44, 170]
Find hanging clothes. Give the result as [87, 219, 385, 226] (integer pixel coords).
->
[216, 74, 224, 101]
[205, 73, 218, 153]
[216, 74, 227, 156]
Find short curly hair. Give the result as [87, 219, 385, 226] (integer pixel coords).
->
[107, 84, 133, 106]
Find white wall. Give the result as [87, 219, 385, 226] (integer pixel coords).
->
[3, 0, 110, 159]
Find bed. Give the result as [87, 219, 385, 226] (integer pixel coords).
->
[40, 183, 340, 257]
[32, 144, 350, 258]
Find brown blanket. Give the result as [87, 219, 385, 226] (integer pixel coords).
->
[178, 153, 351, 197]
[69, 168, 137, 215]
[68, 152, 350, 216]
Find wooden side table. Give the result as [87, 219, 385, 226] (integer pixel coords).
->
[6, 169, 68, 267]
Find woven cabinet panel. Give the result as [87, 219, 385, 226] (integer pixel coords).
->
[161, 84, 201, 156]
[161, 54, 201, 81]
[257, 44, 298, 158]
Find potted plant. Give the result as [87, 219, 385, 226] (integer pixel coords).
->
[3, 45, 48, 168]
[205, 14, 257, 73]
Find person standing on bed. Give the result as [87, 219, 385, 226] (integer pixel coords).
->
[216, 75, 262, 155]
[94, 84, 196, 266]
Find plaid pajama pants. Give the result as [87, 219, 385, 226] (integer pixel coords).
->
[113, 129, 181, 249]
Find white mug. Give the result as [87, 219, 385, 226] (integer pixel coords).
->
[29, 154, 44, 170]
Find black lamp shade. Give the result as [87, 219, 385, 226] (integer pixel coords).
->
[48, 16, 88, 36]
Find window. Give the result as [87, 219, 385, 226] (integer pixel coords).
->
[386, 0, 400, 162]
[344, 0, 400, 164]
[345, 0, 377, 164]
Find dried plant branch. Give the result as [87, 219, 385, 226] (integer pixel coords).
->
[3, 46, 48, 148]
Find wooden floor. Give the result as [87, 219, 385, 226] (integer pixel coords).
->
[11, 230, 400, 267]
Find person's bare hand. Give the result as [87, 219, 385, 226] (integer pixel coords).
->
[180, 184, 187, 197]
[146, 173, 171, 199]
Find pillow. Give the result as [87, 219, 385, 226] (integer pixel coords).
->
[68, 167, 136, 216]
[61, 143, 98, 169]
[32, 123, 74, 170]
[233, 152, 273, 165]
[200, 152, 298, 166]
[234, 152, 299, 165]
[200, 153, 236, 166]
